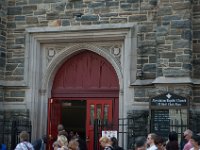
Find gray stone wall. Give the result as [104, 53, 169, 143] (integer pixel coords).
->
[193, 0, 200, 78]
[137, 0, 192, 79]
[193, 86, 200, 103]
[189, 110, 200, 133]
[4, 0, 197, 125]
[4, 88, 25, 102]
[4, 0, 159, 80]
[191, 0, 199, 126]
[1, 0, 200, 147]
[0, 87, 25, 102]
[134, 85, 192, 102]
[156, 0, 192, 78]
[0, 0, 6, 80]
[134, 0, 200, 110]
[3, 109, 29, 120]
[0, 87, 3, 101]
[4, 0, 194, 81]
[191, 0, 200, 121]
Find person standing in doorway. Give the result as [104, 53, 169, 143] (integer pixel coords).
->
[56, 135, 69, 150]
[68, 139, 79, 150]
[99, 136, 113, 150]
[57, 124, 68, 140]
[183, 129, 193, 150]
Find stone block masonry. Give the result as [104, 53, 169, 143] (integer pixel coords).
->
[0, 0, 200, 147]
[192, 0, 200, 121]
[156, 0, 192, 78]
[3, 0, 199, 106]
[4, 0, 195, 81]
[4, 89, 25, 102]
[192, 0, 200, 78]
[0, 0, 6, 81]
[5, 0, 157, 81]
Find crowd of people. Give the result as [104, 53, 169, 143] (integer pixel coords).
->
[7, 127, 200, 150]
[52, 124, 87, 150]
[134, 129, 200, 150]
[13, 124, 87, 150]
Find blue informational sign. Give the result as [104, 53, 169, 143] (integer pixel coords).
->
[150, 93, 188, 107]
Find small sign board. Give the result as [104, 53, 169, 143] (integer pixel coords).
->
[150, 93, 189, 140]
[151, 110, 170, 138]
[150, 93, 188, 108]
[102, 130, 117, 139]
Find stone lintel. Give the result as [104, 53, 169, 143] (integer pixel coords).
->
[152, 77, 193, 84]
[193, 79, 200, 85]
[26, 23, 136, 33]
[131, 79, 154, 86]
[131, 77, 200, 86]
[0, 102, 27, 110]
[0, 80, 29, 87]
[26, 23, 137, 43]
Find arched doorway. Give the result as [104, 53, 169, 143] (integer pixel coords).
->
[47, 50, 119, 150]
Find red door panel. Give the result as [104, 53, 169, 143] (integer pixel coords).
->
[52, 51, 119, 97]
[47, 99, 62, 150]
[86, 100, 113, 150]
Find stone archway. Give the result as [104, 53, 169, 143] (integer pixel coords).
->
[39, 43, 124, 139]
[48, 50, 120, 149]
[25, 24, 136, 140]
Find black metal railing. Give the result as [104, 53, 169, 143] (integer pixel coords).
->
[94, 117, 192, 150]
[0, 119, 31, 150]
[93, 117, 148, 150]
[0, 120, 13, 150]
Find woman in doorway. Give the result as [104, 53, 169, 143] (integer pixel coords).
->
[99, 136, 113, 150]
[68, 139, 79, 150]
[56, 135, 69, 150]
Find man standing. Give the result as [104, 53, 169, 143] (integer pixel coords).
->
[183, 129, 193, 150]
[135, 136, 147, 150]
[147, 133, 158, 150]
[32, 135, 47, 150]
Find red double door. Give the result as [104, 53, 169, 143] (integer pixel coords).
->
[48, 51, 119, 149]
[47, 98, 113, 150]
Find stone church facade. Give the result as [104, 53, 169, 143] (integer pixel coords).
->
[0, 0, 200, 149]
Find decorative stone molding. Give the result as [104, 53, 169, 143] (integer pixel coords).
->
[46, 46, 65, 64]
[45, 41, 122, 66]
[25, 23, 137, 139]
[44, 43, 122, 89]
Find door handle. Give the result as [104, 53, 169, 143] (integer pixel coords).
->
[49, 134, 53, 140]
[86, 136, 90, 142]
